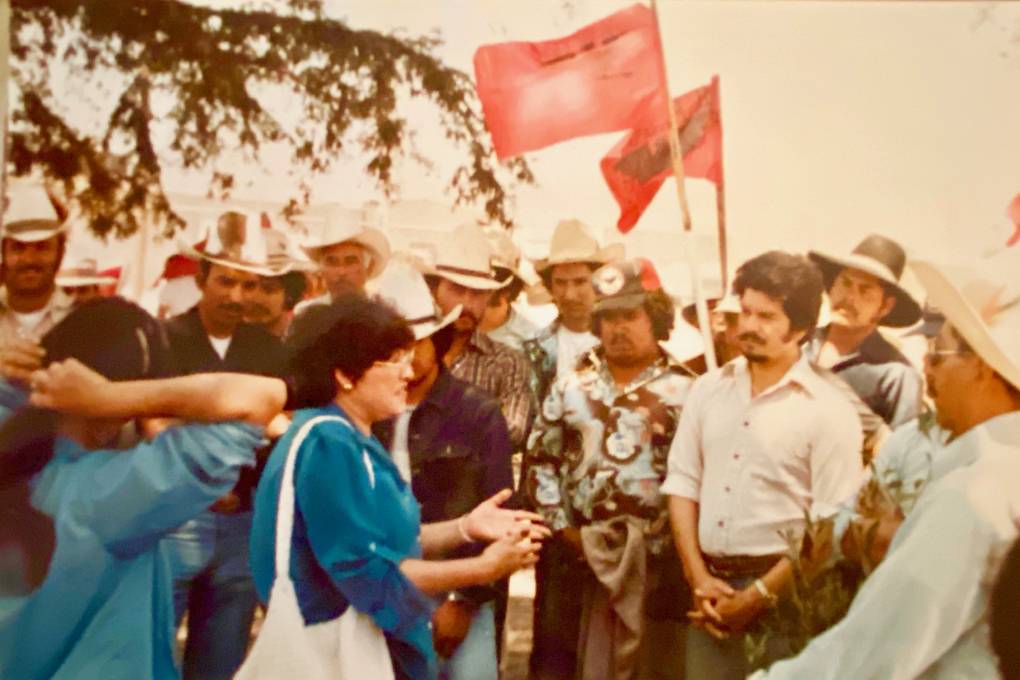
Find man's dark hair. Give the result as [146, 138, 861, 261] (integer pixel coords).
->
[592, 289, 676, 341]
[492, 267, 525, 304]
[539, 261, 599, 292]
[278, 272, 308, 311]
[992, 538, 1020, 680]
[733, 251, 824, 339]
[197, 258, 212, 284]
[286, 294, 414, 407]
[429, 324, 456, 364]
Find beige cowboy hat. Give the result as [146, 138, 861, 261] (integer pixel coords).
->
[533, 219, 625, 275]
[2, 181, 69, 242]
[180, 211, 284, 276]
[681, 294, 740, 329]
[261, 228, 317, 276]
[910, 252, 1020, 391]
[809, 234, 922, 327]
[483, 225, 526, 283]
[427, 223, 508, 291]
[56, 257, 118, 287]
[301, 202, 391, 279]
[374, 262, 461, 340]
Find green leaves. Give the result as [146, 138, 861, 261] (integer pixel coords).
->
[8, 0, 532, 238]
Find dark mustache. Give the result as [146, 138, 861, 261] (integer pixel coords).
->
[738, 332, 765, 344]
[245, 304, 271, 317]
[220, 302, 244, 314]
[834, 302, 858, 316]
[14, 265, 45, 273]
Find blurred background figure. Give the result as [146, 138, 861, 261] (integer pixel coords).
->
[56, 257, 118, 306]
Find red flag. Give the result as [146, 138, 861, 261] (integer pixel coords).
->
[1006, 193, 1020, 247]
[473, 4, 667, 160]
[600, 77, 722, 233]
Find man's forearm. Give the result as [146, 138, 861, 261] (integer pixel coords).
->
[668, 495, 708, 585]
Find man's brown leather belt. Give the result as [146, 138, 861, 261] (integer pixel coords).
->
[703, 553, 784, 580]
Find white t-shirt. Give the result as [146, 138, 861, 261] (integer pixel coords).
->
[208, 335, 232, 360]
[390, 408, 415, 483]
[12, 309, 47, 338]
[555, 325, 598, 379]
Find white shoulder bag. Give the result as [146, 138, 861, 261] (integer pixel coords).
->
[234, 415, 396, 680]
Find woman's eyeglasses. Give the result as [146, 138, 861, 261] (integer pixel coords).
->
[373, 349, 414, 371]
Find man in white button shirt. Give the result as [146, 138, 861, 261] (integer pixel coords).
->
[661, 250, 864, 680]
[751, 252, 1020, 680]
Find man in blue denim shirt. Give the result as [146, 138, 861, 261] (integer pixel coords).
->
[374, 265, 514, 680]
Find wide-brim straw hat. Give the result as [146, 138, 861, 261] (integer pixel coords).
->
[533, 219, 624, 275]
[300, 202, 390, 280]
[2, 182, 69, 242]
[809, 234, 921, 328]
[374, 262, 461, 340]
[56, 258, 118, 287]
[261, 228, 317, 276]
[181, 211, 298, 276]
[484, 225, 526, 284]
[910, 253, 1020, 391]
[681, 294, 740, 329]
[427, 223, 508, 291]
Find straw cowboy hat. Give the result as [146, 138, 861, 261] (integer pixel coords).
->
[2, 182, 68, 242]
[56, 258, 118, 288]
[533, 219, 624, 275]
[261, 228, 317, 276]
[484, 225, 526, 284]
[374, 263, 461, 340]
[180, 211, 288, 276]
[427, 223, 508, 291]
[681, 294, 740, 329]
[301, 202, 390, 280]
[809, 234, 922, 327]
[911, 253, 1020, 391]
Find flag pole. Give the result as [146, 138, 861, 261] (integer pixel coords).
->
[650, 0, 718, 370]
[711, 75, 728, 293]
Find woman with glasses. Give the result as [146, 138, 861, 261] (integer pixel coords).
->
[249, 295, 545, 680]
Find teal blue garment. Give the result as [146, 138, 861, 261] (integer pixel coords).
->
[0, 380, 264, 680]
[251, 403, 437, 680]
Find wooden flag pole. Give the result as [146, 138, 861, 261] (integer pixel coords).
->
[712, 76, 729, 293]
[650, 0, 718, 370]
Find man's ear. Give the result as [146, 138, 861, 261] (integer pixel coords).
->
[878, 294, 897, 321]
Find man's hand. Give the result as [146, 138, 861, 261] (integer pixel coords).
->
[464, 489, 550, 544]
[686, 574, 736, 638]
[0, 338, 46, 384]
[432, 599, 477, 659]
[712, 586, 767, 635]
[28, 359, 110, 413]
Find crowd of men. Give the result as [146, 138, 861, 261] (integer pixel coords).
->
[1, 178, 1019, 680]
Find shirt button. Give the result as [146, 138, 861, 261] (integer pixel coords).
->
[724, 486, 731, 493]
[733, 453, 740, 460]
[717, 520, 724, 527]
[743, 420, 749, 427]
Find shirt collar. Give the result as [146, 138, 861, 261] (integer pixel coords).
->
[582, 346, 694, 394]
[723, 351, 821, 399]
[466, 328, 497, 355]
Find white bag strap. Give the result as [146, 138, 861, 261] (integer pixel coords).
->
[274, 415, 352, 580]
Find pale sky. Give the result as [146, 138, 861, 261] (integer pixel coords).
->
[53, 1, 1020, 300]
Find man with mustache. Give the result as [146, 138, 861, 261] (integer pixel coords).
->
[526, 259, 696, 680]
[240, 229, 313, 338]
[425, 223, 532, 450]
[662, 251, 863, 680]
[162, 211, 288, 680]
[807, 235, 923, 429]
[0, 183, 72, 383]
[524, 219, 622, 405]
[752, 252, 1020, 679]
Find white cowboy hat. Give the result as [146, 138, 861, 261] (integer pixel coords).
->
[809, 234, 921, 327]
[533, 219, 624, 275]
[2, 182, 68, 242]
[261, 228, 317, 276]
[300, 202, 391, 279]
[910, 252, 1020, 391]
[179, 211, 282, 276]
[427, 223, 508, 291]
[374, 262, 461, 340]
[56, 257, 118, 287]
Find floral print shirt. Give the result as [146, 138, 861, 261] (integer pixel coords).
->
[524, 346, 695, 553]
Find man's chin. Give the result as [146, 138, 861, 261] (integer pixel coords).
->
[743, 350, 768, 364]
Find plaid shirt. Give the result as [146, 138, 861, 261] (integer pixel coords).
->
[449, 329, 534, 449]
[524, 346, 696, 553]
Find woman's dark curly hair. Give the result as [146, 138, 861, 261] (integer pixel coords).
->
[592, 289, 675, 341]
[285, 294, 414, 408]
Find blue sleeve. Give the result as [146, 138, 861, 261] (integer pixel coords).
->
[480, 402, 515, 499]
[0, 380, 28, 422]
[295, 425, 433, 637]
[76, 422, 263, 557]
